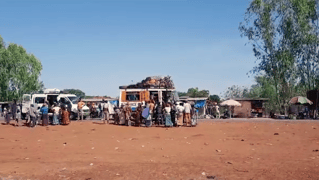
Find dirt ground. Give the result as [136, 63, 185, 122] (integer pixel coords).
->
[0, 118, 319, 180]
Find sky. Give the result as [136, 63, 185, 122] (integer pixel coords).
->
[0, 0, 256, 98]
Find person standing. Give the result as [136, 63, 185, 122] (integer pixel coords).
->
[103, 100, 110, 124]
[52, 103, 61, 125]
[190, 105, 198, 126]
[29, 104, 38, 127]
[155, 102, 163, 125]
[144, 102, 152, 127]
[4, 107, 10, 125]
[135, 103, 143, 126]
[149, 100, 155, 125]
[183, 101, 192, 127]
[77, 98, 85, 121]
[170, 103, 177, 126]
[164, 103, 173, 127]
[16, 106, 21, 126]
[124, 102, 132, 126]
[0, 105, 2, 117]
[40, 103, 49, 126]
[176, 103, 184, 126]
[215, 104, 220, 119]
[11, 100, 18, 125]
[61, 105, 71, 125]
[149, 100, 155, 116]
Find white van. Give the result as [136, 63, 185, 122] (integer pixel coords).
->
[21, 92, 90, 120]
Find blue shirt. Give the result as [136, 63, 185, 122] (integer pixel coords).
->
[40, 106, 49, 114]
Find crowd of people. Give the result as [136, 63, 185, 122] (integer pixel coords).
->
[1, 100, 72, 127]
[118, 100, 198, 127]
[1, 98, 198, 128]
[206, 101, 220, 118]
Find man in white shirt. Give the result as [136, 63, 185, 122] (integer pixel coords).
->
[215, 105, 220, 119]
[176, 102, 184, 126]
[183, 101, 192, 126]
[102, 100, 110, 124]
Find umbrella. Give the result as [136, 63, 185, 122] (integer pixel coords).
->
[220, 99, 241, 118]
[220, 99, 242, 106]
[289, 96, 313, 105]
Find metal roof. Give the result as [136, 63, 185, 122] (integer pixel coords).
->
[232, 98, 269, 101]
[179, 97, 208, 101]
[82, 98, 118, 102]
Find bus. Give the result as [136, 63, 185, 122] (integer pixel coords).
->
[119, 87, 178, 111]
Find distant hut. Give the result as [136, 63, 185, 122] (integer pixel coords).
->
[232, 98, 268, 118]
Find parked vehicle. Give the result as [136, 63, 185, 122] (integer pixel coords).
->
[119, 76, 178, 111]
[21, 89, 90, 120]
[119, 88, 178, 111]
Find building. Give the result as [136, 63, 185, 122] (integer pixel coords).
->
[232, 98, 268, 118]
[179, 96, 208, 117]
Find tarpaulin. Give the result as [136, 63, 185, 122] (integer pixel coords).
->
[109, 100, 118, 106]
[194, 100, 206, 108]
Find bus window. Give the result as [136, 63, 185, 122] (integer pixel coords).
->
[150, 91, 159, 102]
[35, 97, 45, 104]
[126, 92, 140, 101]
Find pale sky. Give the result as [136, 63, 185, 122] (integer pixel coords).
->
[0, 0, 256, 97]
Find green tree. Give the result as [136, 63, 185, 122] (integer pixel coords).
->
[224, 85, 250, 99]
[209, 94, 220, 103]
[0, 35, 43, 101]
[187, 87, 209, 98]
[239, 0, 319, 114]
[177, 91, 187, 97]
[63, 89, 86, 98]
[178, 87, 209, 98]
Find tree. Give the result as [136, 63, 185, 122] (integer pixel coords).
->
[177, 91, 187, 97]
[224, 85, 250, 99]
[0, 35, 43, 101]
[239, 0, 319, 114]
[209, 95, 220, 103]
[63, 89, 86, 98]
[178, 87, 209, 98]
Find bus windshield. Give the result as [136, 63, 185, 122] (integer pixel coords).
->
[126, 92, 140, 101]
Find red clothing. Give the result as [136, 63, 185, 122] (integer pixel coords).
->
[61, 110, 70, 125]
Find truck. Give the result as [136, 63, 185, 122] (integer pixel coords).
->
[119, 76, 178, 111]
[21, 89, 90, 120]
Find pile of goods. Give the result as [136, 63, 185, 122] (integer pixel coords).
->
[120, 76, 175, 89]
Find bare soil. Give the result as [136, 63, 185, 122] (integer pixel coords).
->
[0, 119, 319, 180]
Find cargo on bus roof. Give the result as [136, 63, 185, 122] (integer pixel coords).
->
[119, 76, 175, 89]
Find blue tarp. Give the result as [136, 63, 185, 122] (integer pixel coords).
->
[194, 100, 206, 108]
[109, 100, 118, 107]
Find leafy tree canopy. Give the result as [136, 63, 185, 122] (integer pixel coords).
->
[239, 0, 319, 114]
[209, 94, 220, 103]
[178, 87, 209, 98]
[0, 35, 43, 101]
[223, 85, 250, 99]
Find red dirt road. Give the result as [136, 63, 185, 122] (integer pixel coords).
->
[0, 119, 319, 180]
